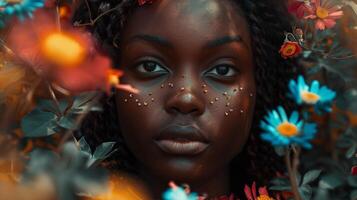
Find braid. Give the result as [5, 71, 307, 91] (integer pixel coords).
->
[73, 0, 304, 195]
[231, 0, 303, 190]
[72, 0, 137, 66]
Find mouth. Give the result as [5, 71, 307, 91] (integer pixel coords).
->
[154, 125, 210, 156]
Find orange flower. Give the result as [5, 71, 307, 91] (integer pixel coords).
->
[7, 10, 139, 95]
[279, 41, 302, 59]
[244, 182, 275, 200]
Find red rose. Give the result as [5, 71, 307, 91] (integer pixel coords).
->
[279, 41, 302, 59]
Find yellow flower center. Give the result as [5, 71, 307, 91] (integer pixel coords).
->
[257, 195, 273, 200]
[277, 122, 299, 137]
[316, 7, 329, 19]
[5, 0, 22, 4]
[301, 91, 320, 104]
[108, 73, 120, 86]
[41, 32, 86, 68]
[283, 45, 297, 56]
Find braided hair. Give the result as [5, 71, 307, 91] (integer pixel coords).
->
[74, 0, 302, 196]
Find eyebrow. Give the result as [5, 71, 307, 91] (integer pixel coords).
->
[128, 34, 245, 49]
[128, 34, 173, 48]
[205, 35, 244, 48]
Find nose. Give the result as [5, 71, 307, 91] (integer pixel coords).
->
[165, 89, 205, 116]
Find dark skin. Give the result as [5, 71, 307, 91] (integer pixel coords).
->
[115, 0, 255, 198]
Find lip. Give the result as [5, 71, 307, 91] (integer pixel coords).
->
[154, 125, 210, 155]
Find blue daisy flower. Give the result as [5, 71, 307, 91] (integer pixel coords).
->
[288, 75, 336, 113]
[260, 106, 317, 149]
[1, 0, 44, 21]
[162, 185, 198, 200]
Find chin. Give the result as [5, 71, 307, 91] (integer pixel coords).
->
[151, 157, 210, 183]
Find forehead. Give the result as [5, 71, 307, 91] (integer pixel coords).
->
[121, 0, 250, 48]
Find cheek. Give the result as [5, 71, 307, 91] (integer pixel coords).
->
[204, 79, 256, 160]
[114, 89, 164, 142]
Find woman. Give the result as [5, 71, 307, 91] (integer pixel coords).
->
[74, 0, 300, 198]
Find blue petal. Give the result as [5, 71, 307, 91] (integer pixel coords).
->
[277, 106, 288, 122]
[310, 80, 320, 94]
[289, 111, 300, 124]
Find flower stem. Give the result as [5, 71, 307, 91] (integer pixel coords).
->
[56, 0, 62, 31]
[47, 83, 63, 117]
[285, 147, 302, 200]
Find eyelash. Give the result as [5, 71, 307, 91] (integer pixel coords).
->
[205, 64, 238, 77]
[132, 58, 238, 80]
[132, 58, 169, 77]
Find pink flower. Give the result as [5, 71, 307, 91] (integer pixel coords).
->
[305, 0, 343, 30]
[244, 182, 274, 200]
[288, 0, 313, 18]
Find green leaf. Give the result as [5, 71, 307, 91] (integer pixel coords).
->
[270, 177, 290, 186]
[37, 99, 69, 115]
[93, 142, 116, 160]
[318, 174, 344, 189]
[269, 185, 291, 191]
[70, 92, 98, 114]
[21, 109, 59, 137]
[351, 190, 357, 200]
[274, 146, 286, 156]
[346, 144, 357, 159]
[299, 185, 312, 200]
[78, 137, 92, 155]
[302, 169, 322, 185]
[313, 188, 329, 200]
[57, 114, 77, 130]
[348, 176, 357, 187]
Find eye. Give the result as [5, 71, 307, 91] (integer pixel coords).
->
[206, 64, 237, 77]
[136, 61, 168, 74]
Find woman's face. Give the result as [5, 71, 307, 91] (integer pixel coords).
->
[115, 0, 255, 185]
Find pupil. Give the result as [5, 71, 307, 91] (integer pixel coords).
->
[144, 62, 156, 72]
[216, 65, 229, 75]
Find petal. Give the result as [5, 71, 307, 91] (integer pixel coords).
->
[259, 187, 269, 196]
[305, 14, 317, 19]
[323, 18, 336, 28]
[310, 80, 320, 93]
[315, 0, 321, 6]
[328, 10, 343, 18]
[252, 182, 257, 200]
[289, 111, 300, 124]
[244, 185, 253, 200]
[351, 166, 357, 175]
[315, 19, 326, 30]
[278, 106, 288, 122]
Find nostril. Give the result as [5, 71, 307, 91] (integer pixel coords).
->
[165, 92, 204, 116]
